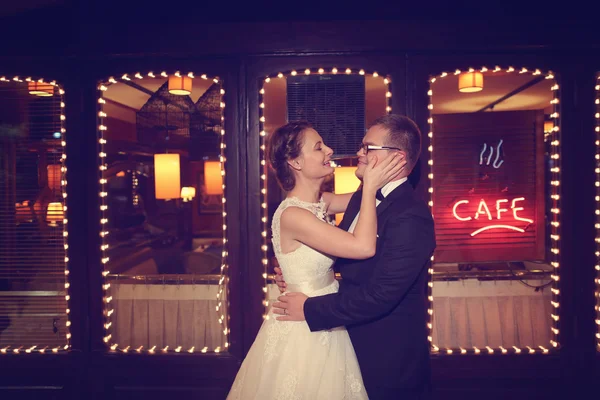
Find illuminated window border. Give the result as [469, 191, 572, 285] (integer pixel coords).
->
[427, 66, 561, 355]
[97, 71, 229, 354]
[595, 73, 600, 350]
[0, 75, 71, 355]
[258, 67, 392, 318]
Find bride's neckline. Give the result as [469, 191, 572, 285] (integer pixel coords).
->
[286, 196, 323, 206]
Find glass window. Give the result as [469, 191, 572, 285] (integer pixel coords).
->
[97, 72, 229, 353]
[0, 77, 71, 354]
[427, 67, 560, 354]
[258, 68, 391, 315]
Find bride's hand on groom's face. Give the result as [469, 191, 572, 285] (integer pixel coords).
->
[274, 267, 287, 293]
[363, 152, 406, 192]
[272, 292, 308, 321]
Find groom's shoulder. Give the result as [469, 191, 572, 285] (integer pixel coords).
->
[392, 195, 433, 222]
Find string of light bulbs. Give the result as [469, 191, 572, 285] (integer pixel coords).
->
[595, 73, 600, 351]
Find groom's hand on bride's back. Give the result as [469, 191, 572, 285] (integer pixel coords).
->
[274, 267, 287, 293]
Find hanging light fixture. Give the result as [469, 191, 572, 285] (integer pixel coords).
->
[28, 81, 54, 97]
[458, 72, 484, 93]
[46, 202, 64, 226]
[47, 164, 61, 191]
[154, 154, 181, 199]
[204, 161, 223, 195]
[168, 75, 192, 95]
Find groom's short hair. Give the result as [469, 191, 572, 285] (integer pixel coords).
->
[370, 114, 422, 172]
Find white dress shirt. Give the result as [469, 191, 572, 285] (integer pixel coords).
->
[347, 177, 407, 233]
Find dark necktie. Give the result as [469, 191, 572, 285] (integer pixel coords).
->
[376, 189, 385, 201]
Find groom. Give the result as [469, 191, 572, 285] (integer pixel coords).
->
[273, 114, 436, 400]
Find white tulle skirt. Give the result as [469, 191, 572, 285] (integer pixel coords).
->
[226, 289, 367, 399]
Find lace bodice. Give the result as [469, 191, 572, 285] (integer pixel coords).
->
[271, 196, 337, 296]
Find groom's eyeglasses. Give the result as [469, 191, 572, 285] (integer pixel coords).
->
[358, 144, 402, 154]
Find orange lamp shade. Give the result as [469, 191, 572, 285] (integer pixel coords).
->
[47, 164, 61, 191]
[154, 154, 181, 199]
[333, 166, 361, 225]
[168, 75, 192, 95]
[458, 72, 484, 93]
[46, 202, 64, 223]
[28, 81, 54, 97]
[204, 161, 223, 195]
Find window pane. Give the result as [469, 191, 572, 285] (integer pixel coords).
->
[98, 72, 229, 354]
[0, 78, 70, 353]
[427, 67, 560, 354]
[259, 68, 392, 312]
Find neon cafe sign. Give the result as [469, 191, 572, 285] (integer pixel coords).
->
[452, 197, 533, 237]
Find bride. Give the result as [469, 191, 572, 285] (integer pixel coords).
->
[226, 121, 405, 399]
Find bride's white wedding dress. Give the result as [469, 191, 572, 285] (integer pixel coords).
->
[226, 197, 368, 399]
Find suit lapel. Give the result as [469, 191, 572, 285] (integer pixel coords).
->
[338, 190, 362, 231]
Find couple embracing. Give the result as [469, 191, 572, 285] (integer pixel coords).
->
[227, 115, 435, 399]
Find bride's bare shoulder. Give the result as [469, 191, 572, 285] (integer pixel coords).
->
[280, 206, 315, 226]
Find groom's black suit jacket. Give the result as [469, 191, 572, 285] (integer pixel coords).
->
[304, 182, 436, 399]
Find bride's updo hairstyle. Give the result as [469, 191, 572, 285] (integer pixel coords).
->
[267, 120, 313, 191]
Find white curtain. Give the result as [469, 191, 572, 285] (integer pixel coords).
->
[110, 283, 227, 350]
[431, 279, 553, 349]
[111, 282, 550, 350]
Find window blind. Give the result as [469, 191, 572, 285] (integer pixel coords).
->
[0, 78, 70, 354]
